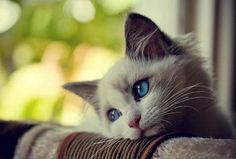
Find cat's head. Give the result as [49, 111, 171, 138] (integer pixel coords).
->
[64, 13, 212, 139]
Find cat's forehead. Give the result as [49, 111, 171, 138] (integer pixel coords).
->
[99, 56, 178, 93]
[101, 58, 148, 89]
[97, 57, 149, 109]
[97, 55, 181, 111]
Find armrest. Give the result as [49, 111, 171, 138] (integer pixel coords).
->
[1, 121, 235, 159]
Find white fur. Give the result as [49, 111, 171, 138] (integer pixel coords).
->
[64, 14, 235, 140]
[95, 39, 234, 140]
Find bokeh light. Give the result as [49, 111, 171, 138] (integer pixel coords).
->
[0, 0, 136, 125]
[0, 0, 21, 33]
[99, 0, 137, 14]
[13, 43, 34, 67]
[64, 0, 95, 23]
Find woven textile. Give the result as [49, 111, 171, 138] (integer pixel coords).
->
[57, 132, 186, 159]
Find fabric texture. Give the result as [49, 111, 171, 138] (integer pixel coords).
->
[0, 120, 235, 159]
[152, 137, 236, 159]
[57, 132, 186, 159]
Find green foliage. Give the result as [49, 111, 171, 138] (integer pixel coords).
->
[0, 0, 136, 124]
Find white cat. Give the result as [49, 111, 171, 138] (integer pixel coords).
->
[64, 13, 234, 140]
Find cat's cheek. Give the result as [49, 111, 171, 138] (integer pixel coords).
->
[143, 126, 167, 137]
[143, 128, 159, 137]
[106, 119, 126, 137]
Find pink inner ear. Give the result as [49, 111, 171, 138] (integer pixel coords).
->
[125, 13, 173, 61]
[143, 37, 166, 59]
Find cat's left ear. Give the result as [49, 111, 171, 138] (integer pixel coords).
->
[63, 80, 99, 111]
[125, 13, 176, 61]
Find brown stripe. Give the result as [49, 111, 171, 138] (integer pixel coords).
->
[86, 137, 99, 158]
[57, 132, 78, 159]
[81, 135, 97, 158]
[57, 132, 192, 159]
[123, 139, 133, 158]
[73, 135, 84, 158]
[140, 132, 193, 159]
[140, 137, 162, 159]
[130, 141, 139, 159]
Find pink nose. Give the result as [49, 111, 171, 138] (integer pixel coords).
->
[128, 115, 141, 129]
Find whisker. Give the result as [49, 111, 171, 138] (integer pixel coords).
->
[160, 118, 174, 127]
[159, 81, 184, 106]
[161, 90, 212, 109]
[80, 138, 118, 155]
[160, 83, 203, 108]
[153, 70, 181, 108]
[161, 105, 200, 114]
[145, 83, 215, 131]
[161, 111, 182, 116]
[161, 96, 214, 113]
[149, 93, 212, 121]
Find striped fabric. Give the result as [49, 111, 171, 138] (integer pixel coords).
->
[57, 132, 185, 159]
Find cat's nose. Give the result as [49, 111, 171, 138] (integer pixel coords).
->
[128, 115, 141, 129]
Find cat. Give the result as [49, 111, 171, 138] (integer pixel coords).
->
[64, 13, 235, 140]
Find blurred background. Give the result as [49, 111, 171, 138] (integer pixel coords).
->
[0, 0, 235, 126]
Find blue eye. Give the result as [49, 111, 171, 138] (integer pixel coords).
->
[107, 108, 122, 122]
[133, 79, 149, 100]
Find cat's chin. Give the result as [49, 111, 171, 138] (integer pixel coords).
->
[125, 127, 168, 140]
[127, 129, 144, 140]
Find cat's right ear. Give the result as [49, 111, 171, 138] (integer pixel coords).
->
[125, 13, 174, 61]
[63, 80, 99, 111]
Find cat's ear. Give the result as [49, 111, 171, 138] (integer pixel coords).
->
[63, 80, 99, 111]
[125, 13, 175, 61]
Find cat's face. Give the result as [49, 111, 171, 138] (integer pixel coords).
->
[97, 56, 187, 139]
[64, 13, 211, 139]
